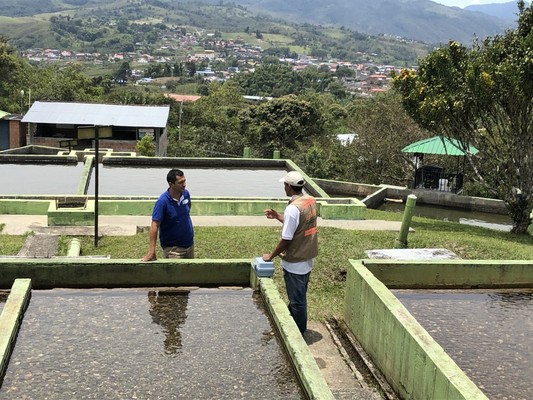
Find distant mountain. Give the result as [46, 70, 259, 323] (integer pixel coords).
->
[194, 0, 512, 43]
[0, 0, 516, 44]
[464, 1, 528, 24]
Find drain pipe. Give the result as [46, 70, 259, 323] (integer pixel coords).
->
[67, 238, 81, 257]
[394, 194, 417, 249]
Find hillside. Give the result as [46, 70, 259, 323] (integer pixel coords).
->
[194, 0, 511, 44]
[0, 0, 513, 44]
[465, 1, 528, 24]
[0, 0, 433, 67]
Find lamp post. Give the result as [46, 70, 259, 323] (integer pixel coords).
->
[20, 90, 24, 114]
[94, 126, 100, 248]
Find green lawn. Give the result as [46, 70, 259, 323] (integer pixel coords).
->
[2, 213, 533, 321]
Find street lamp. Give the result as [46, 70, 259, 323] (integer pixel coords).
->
[20, 90, 24, 114]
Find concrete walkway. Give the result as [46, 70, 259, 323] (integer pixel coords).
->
[0, 214, 406, 236]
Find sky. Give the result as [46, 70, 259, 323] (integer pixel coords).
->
[432, 0, 513, 7]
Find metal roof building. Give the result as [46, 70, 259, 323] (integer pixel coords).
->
[20, 101, 171, 155]
[22, 101, 170, 127]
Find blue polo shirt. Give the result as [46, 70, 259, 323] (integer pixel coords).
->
[152, 189, 194, 248]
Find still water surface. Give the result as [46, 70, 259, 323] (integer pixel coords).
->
[1, 288, 304, 399]
[0, 164, 290, 197]
[393, 289, 533, 400]
[0, 163, 84, 195]
[88, 167, 289, 197]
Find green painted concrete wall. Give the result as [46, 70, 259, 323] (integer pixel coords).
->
[0, 279, 31, 385]
[344, 260, 488, 400]
[363, 259, 533, 288]
[77, 155, 94, 195]
[0, 259, 252, 289]
[97, 199, 155, 216]
[259, 278, 335, 400]
[318, 199, 366, 220]
[0, 199, 50, 215]
[0, 197, 366, 224]
[48, 199, 95, 226]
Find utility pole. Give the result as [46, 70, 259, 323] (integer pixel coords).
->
[178, 100, 183, 141]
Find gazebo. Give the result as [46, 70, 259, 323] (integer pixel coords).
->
[402, 136, 479, 193]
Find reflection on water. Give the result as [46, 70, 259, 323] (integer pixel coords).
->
[88, 167, 289, 197]
[379, 201, 512, 231]
[393, 289, 533, 400]
[1, 288, 304, 399]
[148, 290, 188, 354]
[0, 163, 84, 195]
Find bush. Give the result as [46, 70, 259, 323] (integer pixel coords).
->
[135, 135, 156, 157]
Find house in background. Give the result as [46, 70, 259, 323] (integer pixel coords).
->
[0, 111, 26, 151]
[21, 101, 170, 156]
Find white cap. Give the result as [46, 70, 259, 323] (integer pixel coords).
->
[280, 171, 305, 187]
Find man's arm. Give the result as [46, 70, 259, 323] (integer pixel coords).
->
[141, 220, 161, 261]
[263, 238, 291, 262]
[264, 208, 284, 223]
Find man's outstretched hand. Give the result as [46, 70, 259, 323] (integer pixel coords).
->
[141, 253, 157, 262]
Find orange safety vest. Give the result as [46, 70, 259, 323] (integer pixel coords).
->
[282, 194, 318, 263]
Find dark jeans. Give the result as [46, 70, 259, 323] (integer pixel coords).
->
[283, 269, 311, 334]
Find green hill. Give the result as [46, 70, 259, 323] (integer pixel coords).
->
[0, 0, 433, 66]
[194, 0, 511, 44]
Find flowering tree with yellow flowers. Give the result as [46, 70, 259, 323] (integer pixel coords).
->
[393, 0, 533, 234]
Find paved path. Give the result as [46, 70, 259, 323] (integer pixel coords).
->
[0, 215, 406, 236]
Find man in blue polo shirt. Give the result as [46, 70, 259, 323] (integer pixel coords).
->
[142, 169, 194, 261]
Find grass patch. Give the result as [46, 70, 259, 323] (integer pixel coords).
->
[0, 231, 29, 256]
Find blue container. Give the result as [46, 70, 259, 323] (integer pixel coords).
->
[253, 257, 275, 277]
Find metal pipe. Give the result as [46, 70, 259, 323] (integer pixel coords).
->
[394, 194, 417, 249]
[67, 238, 81, 257]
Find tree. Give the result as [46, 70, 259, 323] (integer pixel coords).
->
[240, 94, 325, 160]
[178, 81, 246, 157]
[30, 64, 103, 102]
[392, 1, 533, 234]
[114, 61, 131, 85]
[0, 36, 31, 112]
[185, 60, 197, 77]
[345, 91, 429, 186]
[235, 63, 296, 96]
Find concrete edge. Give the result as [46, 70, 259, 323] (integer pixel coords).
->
[259, 278, 335, 400]
[0, 259, 252, 289]
[345, 260, 488, 400]
[0, 278, 32, 385]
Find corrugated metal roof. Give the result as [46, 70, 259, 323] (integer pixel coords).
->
[21, 101, 170, 128]
[0, 110, 10, 119]
[166, 94, 201, 102]
[402, 136, 478, 156]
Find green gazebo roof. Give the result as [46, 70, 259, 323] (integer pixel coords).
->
[402, 136, 479, 156]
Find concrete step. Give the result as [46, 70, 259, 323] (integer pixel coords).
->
[17, 234, 59, 258]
